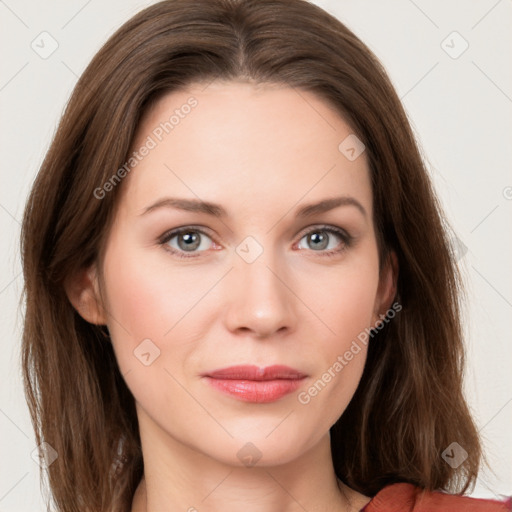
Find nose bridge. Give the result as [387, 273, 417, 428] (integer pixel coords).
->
[223, 234, 296, 336]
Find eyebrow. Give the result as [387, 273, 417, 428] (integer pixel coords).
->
[138, 195, 367, 219]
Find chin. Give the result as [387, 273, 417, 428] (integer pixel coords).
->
[194, 422, 322, 469]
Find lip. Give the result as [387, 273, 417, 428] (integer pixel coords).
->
[202, 365, 307, 403]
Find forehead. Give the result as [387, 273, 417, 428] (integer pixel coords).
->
[119, 80, 372, 218]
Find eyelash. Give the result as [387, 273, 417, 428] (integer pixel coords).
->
[158, 225, 353, 260]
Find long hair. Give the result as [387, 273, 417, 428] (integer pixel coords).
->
[20, 0, 483, 510]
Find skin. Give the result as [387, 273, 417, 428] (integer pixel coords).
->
[67, 80, 397, 512]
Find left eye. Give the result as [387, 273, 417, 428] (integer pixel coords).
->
[296, 227, 348, 253]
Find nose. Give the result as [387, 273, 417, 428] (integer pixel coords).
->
[223, 248, 297, 339]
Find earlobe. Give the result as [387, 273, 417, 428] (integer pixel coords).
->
[64, 264, 107, 325]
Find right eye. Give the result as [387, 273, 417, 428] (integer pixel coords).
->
[159, 227, 218, 259]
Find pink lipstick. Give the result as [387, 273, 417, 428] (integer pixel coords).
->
[202, 365, 307, 403]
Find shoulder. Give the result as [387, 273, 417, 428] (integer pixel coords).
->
[361, 482, 512, 512]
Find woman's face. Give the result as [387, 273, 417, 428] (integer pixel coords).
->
[93, 80, 394, 467]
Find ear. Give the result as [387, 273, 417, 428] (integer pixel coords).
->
[64, 264, 108, 325]
[372, 250, 398, 322]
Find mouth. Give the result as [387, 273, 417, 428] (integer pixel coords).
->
[201, 365, 307, 403]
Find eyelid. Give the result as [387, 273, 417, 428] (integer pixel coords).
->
[296, 223, 350, 240]
[158, 224, 215, 243]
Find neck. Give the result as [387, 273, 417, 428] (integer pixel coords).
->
[130, 408, 368, 512]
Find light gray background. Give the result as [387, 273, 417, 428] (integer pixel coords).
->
[1, 0, 511, 510]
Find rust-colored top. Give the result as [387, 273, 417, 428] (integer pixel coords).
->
[360, 483, 512, 511]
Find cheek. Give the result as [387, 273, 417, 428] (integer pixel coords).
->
[101, 240, 207, 342]
[100, 251, 193, 419]
[100, 240, 221, 398]
[99, 241, 178, 373]
[296, 296, 374, 433]
[297, 250, 379, 413]
[313, 252, 380, 346]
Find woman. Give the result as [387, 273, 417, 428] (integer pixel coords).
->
[20, 0, 511, 511]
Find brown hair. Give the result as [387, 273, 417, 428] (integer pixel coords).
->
[20, 0, 484, 510]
